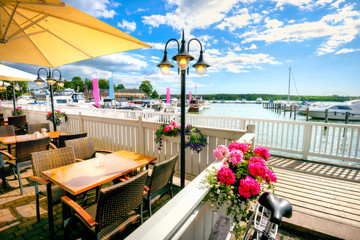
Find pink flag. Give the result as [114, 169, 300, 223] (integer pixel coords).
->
[92, 73, 100, 108]
[166, 87, 170, 104]
[189, 91, 192, 103]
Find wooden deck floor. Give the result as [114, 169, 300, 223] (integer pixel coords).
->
[268, 156, 360, 240]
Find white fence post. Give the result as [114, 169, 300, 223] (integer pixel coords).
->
[302, 124, 312, 160]
[138, 115, 145, 154]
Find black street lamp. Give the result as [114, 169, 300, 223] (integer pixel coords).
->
[157, 30, 210, 188]
[35, 68, 65, 131]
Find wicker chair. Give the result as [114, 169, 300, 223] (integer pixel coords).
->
[64, 136, 113, 160]
[7, 115, 27, 135]
[27, 123, 50, 134]
[0, 117, 5, 126]
[62, 170, 148, 240]
[58, 132, 87, 148]
[144, 154, 178, 216]
[29, 147, 77, 223]
[0, 125, 15, 152]
[0, 137, 57, 195]
[0, 113, 3, 118]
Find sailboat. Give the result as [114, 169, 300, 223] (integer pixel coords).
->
[283, 67, 299, 111]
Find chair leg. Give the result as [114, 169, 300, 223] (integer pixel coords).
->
[11, 166, 17, 180]
[147, 196, 152, 217]
[1, 167, 6, 189]
[140, 203, 143, 224]
[35, 184, 41, 222]
[17, 167, 23, 195]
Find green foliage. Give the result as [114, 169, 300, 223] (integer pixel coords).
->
[98, 79, 109, 89]
[151, 90, 159, 99]
[84, 78, 93, 90]
[116, 84, 125, 90]
[139, 80, 153, 96]
[71, 76, 85, 92]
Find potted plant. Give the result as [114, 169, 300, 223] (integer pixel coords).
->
[155, 121, 207, 153]
[46, 110, 68, 126]
[203, 142, 276, 238]
[11, 106, 23, 116]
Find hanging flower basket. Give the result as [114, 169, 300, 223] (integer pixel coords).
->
[11, 106, 23, 116]
[203, 142, 276, 238]
[46, 110, 68, 126]
[154, 121, 207, 153]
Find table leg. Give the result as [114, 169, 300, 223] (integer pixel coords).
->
[0, 154, 6, 189]
[7, 144, 11, 155]
[63, 193, 76, 238]
[46, 183, 55, 239]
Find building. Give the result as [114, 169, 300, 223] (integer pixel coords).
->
[84, 88, 148, 100]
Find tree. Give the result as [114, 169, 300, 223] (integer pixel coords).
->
[139, 80, 153, 96]
[151, 90, 159, 99]
[116, 84, 125, 90]
[98, 79, 109, 89]
[71, 76, 85, 92]
[84, 78, 93, 90]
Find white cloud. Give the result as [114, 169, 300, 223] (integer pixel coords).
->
[216, 8, 263, 31]
[240, 4, 360, 55]
[142, 0, 240, 32]
[265, 18, 283, 28]
[335, 48, 360, 54]
[64, 0, 116, 18]
[117, 20, 136, 33]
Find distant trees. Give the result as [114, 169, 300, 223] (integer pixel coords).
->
[151, 90, 159, 99]
[116, 84, 125, 90]
[139, 80, 153, 96]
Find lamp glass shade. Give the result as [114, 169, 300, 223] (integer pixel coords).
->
[57, 81, 64, 87]
[1, 84, 6, 90]
[14, 84, 20, 91]
[47, 78, 55, 86]
[36, 80, 43, 86]
[195, 65, 207, 75]
[176, 56, 190, 70]
[160, 65, 171, 75]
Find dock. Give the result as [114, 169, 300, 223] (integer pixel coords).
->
[269, 156, 360, 240]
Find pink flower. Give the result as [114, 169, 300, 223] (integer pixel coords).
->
[263, 169, 277, 184]
[254, 147, 270, 161]
[228, 142, 248, 153]
[248, 161, 267, 178]
[217, 167, 235, 186]
[176, 124, 181, 129]
[238, 176, 261, 198]
[227, 150, 243, 164]
[213, 145, 229, 161]
[170, 121, 177, 126]
[163, 126, 172, 132]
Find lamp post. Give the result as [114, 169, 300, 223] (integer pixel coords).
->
[157, 30, 210, 188]
[35, 68, 64, 131]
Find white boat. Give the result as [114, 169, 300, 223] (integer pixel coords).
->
[189, 98, 204, 112]
[256, 97, 263, 104]
[308, 100, 360, 120]
[235, 99, 240, 103]
[241, 99, 247, 104]
[53, 88, 86, 106]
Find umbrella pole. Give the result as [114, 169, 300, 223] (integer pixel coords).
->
[50, 84, 57, 131]
[12, 83, 16, 116]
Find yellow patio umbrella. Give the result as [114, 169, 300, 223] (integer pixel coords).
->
[0, 0, 151, 67]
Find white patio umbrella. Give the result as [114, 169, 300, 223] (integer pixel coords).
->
[0, 64, 36, 115]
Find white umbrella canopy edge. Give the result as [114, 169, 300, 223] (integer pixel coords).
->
[0, 0, 152, 68]
[0, 64, 37, 81]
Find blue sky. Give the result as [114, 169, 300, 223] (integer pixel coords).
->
[5, 0, 360, 96]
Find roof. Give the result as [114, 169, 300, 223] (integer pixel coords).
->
[116, 89, 146, 94]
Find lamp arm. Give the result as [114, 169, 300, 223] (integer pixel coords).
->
[164, 38, 180, 53]
[37, 67, 48, 78]
[187, 38, 203, 53]
[52, 69, 62, 80]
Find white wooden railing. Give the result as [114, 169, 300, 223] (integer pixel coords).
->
[1, 104, 359, 163]
[125, 130, 255, 240]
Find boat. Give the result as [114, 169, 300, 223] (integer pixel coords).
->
[307, 100, 360, 120]
[235, 99, 240, 103]
[31, 89, 49, 99]
[241, 99, 247, 104]
[188, 98, 204, 112]
[53, 88, 86, 106]
[256, 97, 263, 104]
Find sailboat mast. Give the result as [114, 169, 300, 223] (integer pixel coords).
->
[288, 67, 291, 102]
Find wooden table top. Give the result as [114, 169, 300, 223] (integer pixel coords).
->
[0, 131, 65, 145]
[41, 150, 157, 195]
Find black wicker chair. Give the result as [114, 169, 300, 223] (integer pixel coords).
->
[64, 136, 112, 160]
[29, 147, 77, 223]
[27, 123, 50, 134]
[58, 132, 87, 148]
[0, 117, 5, 126]
[144, 154, 178, 216]
[7, 115, 27, 135]
[62, 170, 148, 239]
[0, 137, 56, 194]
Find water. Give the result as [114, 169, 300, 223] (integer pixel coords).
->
[189, 103, 358, 124]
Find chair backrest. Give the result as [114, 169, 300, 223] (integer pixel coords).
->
[31, 147, 76, 177]
[8, 115, 27, 127]
[148, 154, 178, 194]
[15, 137, 50, 164]
[0, 125, 15, 137]
[0, 113, 3, 118]
[0, 117, 4, 126]
[27, 123, 50, 134]
[64, 136, 95, 160]
[95, 170, 148, 230]
[58, 132, 87, 148]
